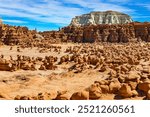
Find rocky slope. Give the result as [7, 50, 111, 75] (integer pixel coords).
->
[70, 11, 133, 26]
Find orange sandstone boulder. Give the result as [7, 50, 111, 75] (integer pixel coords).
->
[88, 84, 102, 100]
[70, 91, 89, 100]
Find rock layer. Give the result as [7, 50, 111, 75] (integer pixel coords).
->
[62, 22, 150, 43]
[70, 11, 133, 26]
[0, 24, 36, 45]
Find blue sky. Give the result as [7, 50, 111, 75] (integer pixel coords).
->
[0, 0, 149, 31]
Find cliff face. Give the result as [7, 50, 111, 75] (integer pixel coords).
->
[0, 24, 36, 45]
[1, 22, 150, 45]
[0, 14, 150, 45]
[62, 22, 150, 43]
[70, 11, 133, 26]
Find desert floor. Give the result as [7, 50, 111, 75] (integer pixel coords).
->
[0, 43, 148, 100]
[0, 44, 102, 99]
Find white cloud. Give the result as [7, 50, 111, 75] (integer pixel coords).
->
[132, 15, 150, 19]
[3, 19, 27, 23]
[0, 0, 85, 24]
[107, 0, 131, 3]
[0, 0, 135, 25]
[143, 4, 150, 10]
[64, 0, 134, 12]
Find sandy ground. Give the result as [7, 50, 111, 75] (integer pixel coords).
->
[0, 44, 146, 100]
[0, 44, 106, 99]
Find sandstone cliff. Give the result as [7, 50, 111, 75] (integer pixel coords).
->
[62, 22, 150, 43]
[0, 17, 150, 45]
[70, 11, 133, 26]
[0, 24, 37, 45]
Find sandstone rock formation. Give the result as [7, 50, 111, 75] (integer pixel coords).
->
[0, 20, 150, 45]
[147, 90, 150, 99]
[1, 13, 150, 101]
[138, 80, 150, 92]
[88, 84, 102, 99]
[55, 91, 70, 100]
[70, 91, 89, 100]
[0, 24, 36, 45]
[119, 84, 135, 98]
[0, 58, 13, 71]
[70, 11, 133, 26]
[62, 22, 150, 43]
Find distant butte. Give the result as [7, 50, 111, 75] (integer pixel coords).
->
[70, 11, 133, 26]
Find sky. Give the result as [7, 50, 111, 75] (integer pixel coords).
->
[0, 0, 149, 31]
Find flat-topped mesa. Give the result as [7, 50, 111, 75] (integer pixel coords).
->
[70, 11, 133, 26]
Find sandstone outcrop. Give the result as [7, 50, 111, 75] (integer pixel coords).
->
[1, 15, 150, 100]
[119, 84, 136, 98]
[61, 22, 150, 43]
[55, 91, 70, 100]
[0, 20, 150, 45]
[70, 11, 133, 26]
[37, 92, 57, 100]
[0, 24, 36, 45]
[70, 91, 89, 100]
[88, 84, 102, 99]
[138, 80, 150, 92]
[109, 79, 121, 93]
[0, 60, 11, 71]
[147, 90, 150, 99]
